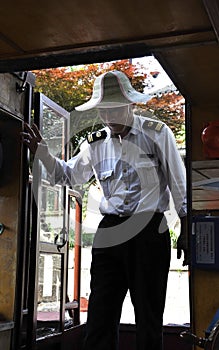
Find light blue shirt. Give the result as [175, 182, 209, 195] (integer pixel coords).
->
[42, 114, 186, 218]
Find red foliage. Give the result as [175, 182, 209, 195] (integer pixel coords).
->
[32, 60, 185, 148]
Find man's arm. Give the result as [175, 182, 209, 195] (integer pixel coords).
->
[156, 124, 188, 265]
[177, 215, 189, 266]
[21, 123, 56, 174]
[21, 123, 94, 187]
[21, 123, 42, 154]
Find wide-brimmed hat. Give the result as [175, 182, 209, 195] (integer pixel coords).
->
[75, 70, 151, 111]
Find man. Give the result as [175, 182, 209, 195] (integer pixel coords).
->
[21, 70, 187, 350]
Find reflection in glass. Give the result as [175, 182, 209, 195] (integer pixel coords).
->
[37, 253, 61, 338]
[40, 183, 64, 244]
[42, 104, 65, 159]
[39, 103, 66, 244]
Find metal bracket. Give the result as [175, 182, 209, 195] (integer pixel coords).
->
[0, 223, 5, 235]
[54, 227, 68, 252]
[16, 71, 36, 93]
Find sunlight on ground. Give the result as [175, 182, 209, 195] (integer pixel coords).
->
[68, 247, 190, 326]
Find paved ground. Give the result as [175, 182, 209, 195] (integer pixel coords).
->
[68, 247, 190, 326]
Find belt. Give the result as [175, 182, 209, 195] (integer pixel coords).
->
[103, 211, 163, 218]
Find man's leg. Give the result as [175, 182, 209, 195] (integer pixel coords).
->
[128, 214, 171, 350]
[83, 241, 128, 350]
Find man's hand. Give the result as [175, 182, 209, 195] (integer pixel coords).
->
[21, 123, 43, 154]
[177, 216, 189, 266]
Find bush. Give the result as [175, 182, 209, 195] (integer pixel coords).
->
[169, 229, 178, 249]
[82, 233, 94, 247]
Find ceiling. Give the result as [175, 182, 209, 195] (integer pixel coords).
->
[0, 0, 219, 106]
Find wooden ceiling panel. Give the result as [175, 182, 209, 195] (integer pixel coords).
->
[0, 0, 212, 56]
[156, 44, 219, 105]
[0, 38, 20, 57]
[0, 0, 219, 107]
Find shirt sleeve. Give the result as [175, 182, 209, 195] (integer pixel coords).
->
[156, 124, 187, 217]
[35, 140, 94, 187]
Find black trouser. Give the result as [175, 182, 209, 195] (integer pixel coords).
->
[82, 212, 171, 350]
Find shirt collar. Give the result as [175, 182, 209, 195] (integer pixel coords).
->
[129, 114, 141, 135]
[104, 114, 141, 141]
[105, 127, 112, 142]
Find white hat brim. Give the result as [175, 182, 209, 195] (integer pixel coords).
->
[75, 71, 151, 111]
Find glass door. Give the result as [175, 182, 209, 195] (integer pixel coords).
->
[27, 92, 70, 346]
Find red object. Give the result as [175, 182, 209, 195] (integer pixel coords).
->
[201, 121, 219, 159]
[80, 297, 88, 312]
